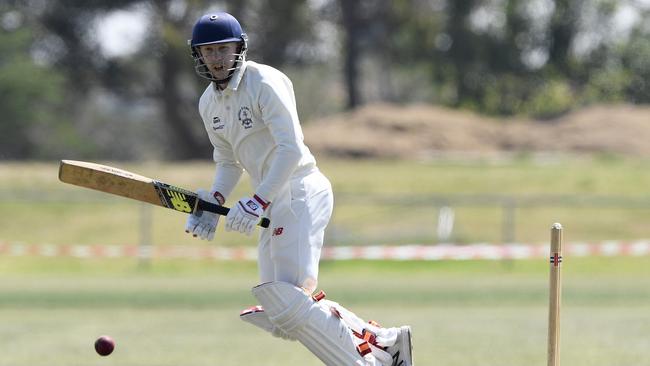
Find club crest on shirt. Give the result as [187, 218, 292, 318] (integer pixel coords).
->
[212, 116, 224, 130]
[238, 106, 253, 129]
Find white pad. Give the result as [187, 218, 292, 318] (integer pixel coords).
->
[252, 281, 379, 366]
[320, 299, 399, 346]
[320, 299, 396, 365]
[239, 305, 295, 341]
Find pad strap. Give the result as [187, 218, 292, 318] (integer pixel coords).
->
[311, 289, 394, 364]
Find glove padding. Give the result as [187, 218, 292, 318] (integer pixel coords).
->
[184, 189, 221, 241]
[225, 195, 269, 236]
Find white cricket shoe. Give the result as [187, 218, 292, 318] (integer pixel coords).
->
[387, 326, 413, 366]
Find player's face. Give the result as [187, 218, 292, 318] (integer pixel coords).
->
[198, 42, 239, 80]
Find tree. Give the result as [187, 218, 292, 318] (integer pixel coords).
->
[0, 12, 65, 159]
[150, 0, 213, 159]
[337, 0, 362, 109]
[547, 0, 582, 77]
[10, 0, 211, 159]
[245, 0, 314, 67]
[12, 0, 322, 160]
[623, 24, 650, 103]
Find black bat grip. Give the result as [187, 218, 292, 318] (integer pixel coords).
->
[197, 200, 271, 228]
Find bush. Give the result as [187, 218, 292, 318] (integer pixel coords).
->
[523, 80, 574, 119]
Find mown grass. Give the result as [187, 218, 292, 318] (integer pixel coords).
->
[0, 257, 649, 365]
[1, 156, 650, 246]
[1, 158, 649, 365]
[2, 257, 649, 308]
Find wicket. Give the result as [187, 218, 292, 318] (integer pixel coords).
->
[547, 223, 563, 366]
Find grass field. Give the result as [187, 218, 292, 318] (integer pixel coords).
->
[1, 257, 649, 365]
[1, 157, 650, 246]
[1, 158, 649, 365]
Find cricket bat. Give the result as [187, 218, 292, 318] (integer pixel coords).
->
[58, 160, 270, 228]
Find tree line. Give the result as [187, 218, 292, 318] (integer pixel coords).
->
[1, 0, 648, 160]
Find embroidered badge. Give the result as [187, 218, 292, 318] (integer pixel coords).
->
[238, 106, 253, 129]
[212, 116, 224, 130]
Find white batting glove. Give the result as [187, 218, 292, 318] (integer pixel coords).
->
[225, 195, 269, 236]
[184, 189, 224, 241]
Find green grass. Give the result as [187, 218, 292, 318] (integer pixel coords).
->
[2, 157, 650, 246]
[0, 257, 649, 365]
[2, 158, 650, 364]
[320, 156, 650, 195]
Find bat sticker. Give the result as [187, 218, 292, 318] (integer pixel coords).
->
[153, 181, 197, 213]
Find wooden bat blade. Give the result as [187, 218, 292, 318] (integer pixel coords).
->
[58, 160, 165, 207]
[58, 160, 270, 228]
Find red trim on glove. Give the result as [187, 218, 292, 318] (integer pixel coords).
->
[253, 194, 270, 210]
[213, 191, 225, 205]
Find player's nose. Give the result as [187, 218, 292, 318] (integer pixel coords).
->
[203, 54, 220, 64]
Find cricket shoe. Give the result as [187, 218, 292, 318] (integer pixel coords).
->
[387, 326, 413, 366]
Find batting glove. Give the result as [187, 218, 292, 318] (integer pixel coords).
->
[225, 194, 269, 236]
[185, 189, 224, 241]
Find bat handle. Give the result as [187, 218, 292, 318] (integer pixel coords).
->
[197, 200, 270, 228]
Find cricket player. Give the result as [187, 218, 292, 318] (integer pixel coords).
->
[186, 11, 413, 366]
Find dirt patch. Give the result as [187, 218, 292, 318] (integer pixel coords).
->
[304, 103, 650, 159]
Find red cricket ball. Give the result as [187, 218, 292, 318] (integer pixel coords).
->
[94, 335, 115, 356]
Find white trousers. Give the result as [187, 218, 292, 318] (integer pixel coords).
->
[257, 170, 333, 294]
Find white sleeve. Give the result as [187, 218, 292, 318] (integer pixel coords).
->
[254, 78, 303, 202]
[211, 163, 243, 202]
[209, 133, 244, 202]
[199, 98, 244, 202]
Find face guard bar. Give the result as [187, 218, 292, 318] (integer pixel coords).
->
[189, 34, 248, 84]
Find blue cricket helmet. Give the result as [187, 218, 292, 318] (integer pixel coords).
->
[190, 12, 246, 47]
[189, 12, 248, 83]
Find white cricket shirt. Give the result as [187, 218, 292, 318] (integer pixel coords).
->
[198, 60, 317, 203]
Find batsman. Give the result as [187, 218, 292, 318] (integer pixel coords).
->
[186, 11, 413, 365]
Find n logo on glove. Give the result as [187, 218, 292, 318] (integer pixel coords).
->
[226, 195, 270, 236]
[246, 200, 260, 212]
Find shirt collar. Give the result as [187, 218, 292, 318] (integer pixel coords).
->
[212, 61, 247, 95]
[229, 60, 247, 91]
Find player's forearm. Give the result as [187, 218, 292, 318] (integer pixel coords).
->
[211, 162, 244, 203]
